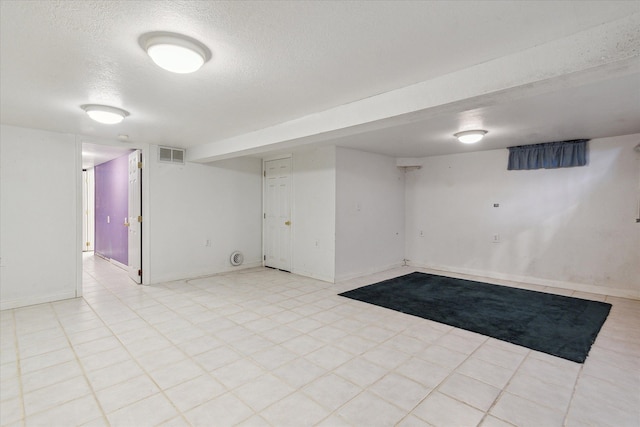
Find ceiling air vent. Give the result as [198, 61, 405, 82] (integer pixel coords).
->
[159, 146, 185, 164]
[230, 251, 244, 266]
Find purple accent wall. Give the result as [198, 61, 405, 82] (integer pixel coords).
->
[94, 153, 129, 265]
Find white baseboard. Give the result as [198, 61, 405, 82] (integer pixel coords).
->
[147, 261, 264, 284]
[408, 261, 639, 300]
[290, 268, 335, 284]
[1, 290, 78, 311]
[109, 258, 128, 271]
[334, 261, 406, 283]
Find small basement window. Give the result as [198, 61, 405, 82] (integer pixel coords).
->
[507, 139, 588, 170]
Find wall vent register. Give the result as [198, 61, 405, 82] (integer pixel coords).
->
[230, 251, 244, 266]
[159, 146, 185, 164]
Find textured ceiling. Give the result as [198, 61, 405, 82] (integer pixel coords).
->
[1, 1, 639, 160]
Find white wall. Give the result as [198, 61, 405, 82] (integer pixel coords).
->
[1, 125, 80, 310]
[291, 147, 336, 282]
[405, 134, 640, 298]
[335, 147, 405, 281]
[147, 147, 263, 283]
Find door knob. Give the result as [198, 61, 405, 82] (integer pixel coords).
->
[285, 220, 291, 226]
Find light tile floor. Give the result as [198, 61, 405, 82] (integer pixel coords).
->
[1, 254, 638, 426]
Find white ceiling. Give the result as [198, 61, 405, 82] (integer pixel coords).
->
[1, 1, 639, 162]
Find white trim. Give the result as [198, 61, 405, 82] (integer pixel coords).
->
[262, 160, 265, 268]
[262, 153, 292, 162]
[78, 138, 151, 285]
[334, 261, 405, 283]
[291, 268, 334, 284]
[1, 291, 77, 311]
[141, 147, 150, 285]
[147, 261, 263, 284]
[262, 156, 293, 272]
[110, 258, 129, 272]
[75, 136, 83, 298]
[408, 261, 640, 300]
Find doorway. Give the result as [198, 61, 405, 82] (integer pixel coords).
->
[263, 157, 292, 271]
[81, 143, 143, 284]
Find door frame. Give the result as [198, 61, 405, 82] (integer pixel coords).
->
[76, 138, 151, 297]
[262, 154, 293, 271]
[127, 149, 143, 284]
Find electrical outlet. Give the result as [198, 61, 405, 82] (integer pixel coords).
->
[419, 230, 424, 237]
[205, 239, 211, 247]
[492, 234, 501, 243]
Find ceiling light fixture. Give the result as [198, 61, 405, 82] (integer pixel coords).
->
[454, 130, 488, 144]
[81, 104, 130, 124]
[139, 32, 211, 74]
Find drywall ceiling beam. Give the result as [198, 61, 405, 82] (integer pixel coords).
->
[187, 14, 640, 163]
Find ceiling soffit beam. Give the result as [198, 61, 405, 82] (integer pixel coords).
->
[187, 14, 640, 163]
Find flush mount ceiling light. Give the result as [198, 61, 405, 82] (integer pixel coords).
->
[81, 104, 130, 124]
[454, 130, 488, 144]
[139, 32, 211, 74]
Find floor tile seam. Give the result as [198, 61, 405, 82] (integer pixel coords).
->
[578, 365, 640, 390]
[92, 340, 199, 423]
[300, 392, 359, 427]
[48, 305, 110, 427]
[267, 355, 328, 389]
[7, 310, 25, 426]
[21, 383, 101, 423]
[68, 337, 128, 360]
[66, 329, 120, 348]
[348, 336, 429, 372]
[86, 271, 240, 370]
[12, 322, 63, 337]
[80, 272, 198, 422]
[562, 360, 588, 427]
[395, 343, 466, 373]
[18, 362, 86, 395]
[468, 348, 529, 372]
[363, 371, 435, 414]
[102, 391, 182, 426]
[397, 332, 492, 424]
[466, 340, 530, 427]
[97, 388, 168, 418]
[591, 341, 640, 359]
[573, 371, 640, 408]
[407, 390, 483, 426]
[192, 349, 256, 388]
[498, 378, 574, 415]
[503, 368, 579, 395]
[252, 376, 362, 426]
[14, 341, 73, 362]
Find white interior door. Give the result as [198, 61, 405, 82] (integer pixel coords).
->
[128, 150, 142, 283]
[264, 158, 292, 271]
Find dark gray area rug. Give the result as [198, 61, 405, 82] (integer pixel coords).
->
[339, 272, 611, 363]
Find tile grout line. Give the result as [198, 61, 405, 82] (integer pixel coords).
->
[14, 257, 634, 426]
[51, 300, 111, 427]
[393, 331, 492, 425]
[562, 361, 586, 427]
[80, 269, 203, 425]
[474, 347, 531, 427]
[11, 308, 26, 427]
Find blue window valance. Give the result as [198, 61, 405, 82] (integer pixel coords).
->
[507, 139, 588, 170]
